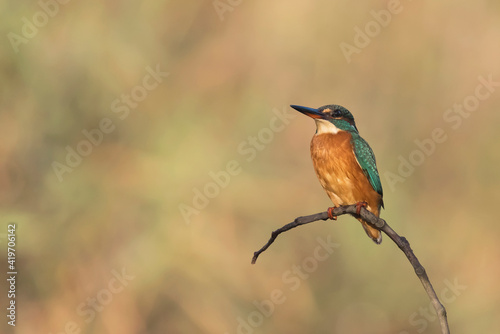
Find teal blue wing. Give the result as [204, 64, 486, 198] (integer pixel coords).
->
[351, 135, 383, 199]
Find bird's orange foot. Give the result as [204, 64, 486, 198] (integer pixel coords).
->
[327, 207, 337, 220]
[355, 202, 368, 215]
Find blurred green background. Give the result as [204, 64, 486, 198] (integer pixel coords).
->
[1, 0, 499, 333]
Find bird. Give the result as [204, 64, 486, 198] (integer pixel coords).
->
[290, 104, 384, 244]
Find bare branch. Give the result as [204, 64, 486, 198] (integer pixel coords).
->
[252, 204, 450, 334]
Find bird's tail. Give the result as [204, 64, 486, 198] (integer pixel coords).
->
[359, 219, 382, 244]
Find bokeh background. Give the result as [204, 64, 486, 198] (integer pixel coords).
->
[1, 1, 499, 333]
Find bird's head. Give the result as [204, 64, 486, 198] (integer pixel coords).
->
[291, 104, 358, 134]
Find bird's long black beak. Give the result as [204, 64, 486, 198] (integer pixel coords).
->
[290, 105, 324, 119]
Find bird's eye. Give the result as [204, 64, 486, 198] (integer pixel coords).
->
[333, 110, 341, 117]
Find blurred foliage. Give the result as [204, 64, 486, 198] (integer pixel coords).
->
[0, 0, 500, 333]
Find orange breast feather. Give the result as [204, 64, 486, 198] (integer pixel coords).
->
[310, 132, 381, 217]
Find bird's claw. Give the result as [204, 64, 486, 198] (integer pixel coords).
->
[327, 207, 337, 220]
[356, 202, 368, 215]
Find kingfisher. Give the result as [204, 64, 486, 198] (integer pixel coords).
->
[291, 104, 384, 244]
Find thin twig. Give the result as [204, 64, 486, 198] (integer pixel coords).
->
[251, 204, 450, 334]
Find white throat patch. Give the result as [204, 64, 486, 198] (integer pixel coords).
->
[315, 119, 340, 134]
